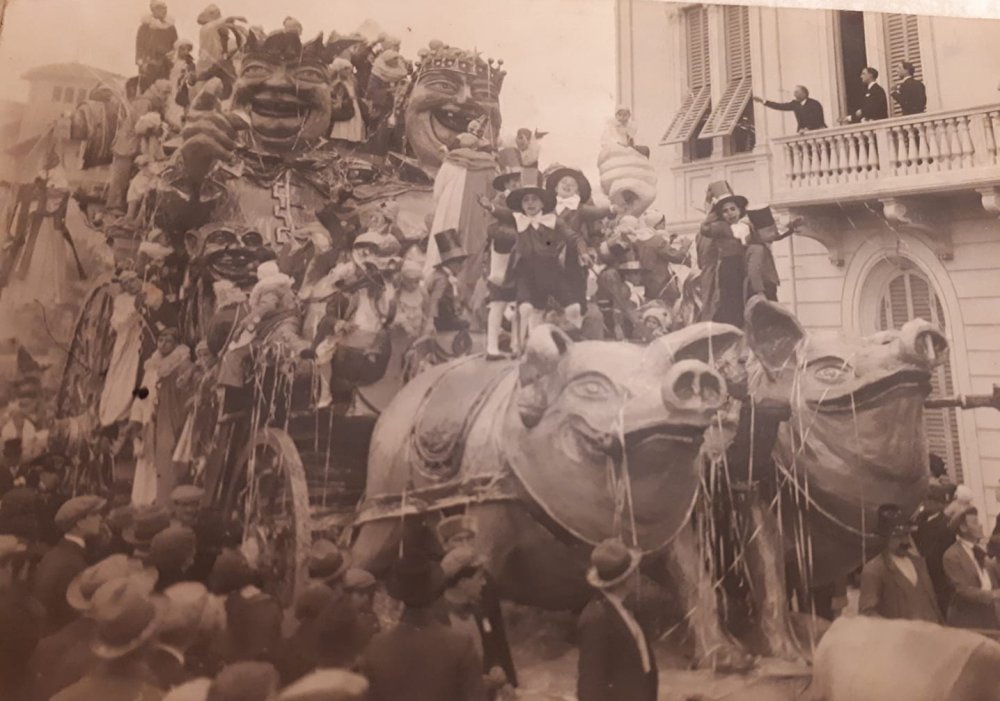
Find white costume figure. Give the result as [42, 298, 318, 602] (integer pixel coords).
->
[329, 57, 366, 143]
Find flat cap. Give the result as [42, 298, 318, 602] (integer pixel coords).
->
[54, 495, 106, 532]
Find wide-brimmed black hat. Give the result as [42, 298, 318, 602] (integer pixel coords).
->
[876, 504, 916, 538]
[386, 555, 445, 608]
[492, 169, 523, 192]
[545, 167, 592, 204]
[506, 187, 556, 214]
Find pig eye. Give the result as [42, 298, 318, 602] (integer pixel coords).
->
[810, 357, 851, 384]
[571, 376, 615, 400]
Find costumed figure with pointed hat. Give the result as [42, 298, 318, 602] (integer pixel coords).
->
[477, 186, 593, 350]
[129, 324, 195, 507]
[696, 181, 750, 328]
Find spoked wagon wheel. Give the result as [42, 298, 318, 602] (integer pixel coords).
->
[238, 428, 313, 607]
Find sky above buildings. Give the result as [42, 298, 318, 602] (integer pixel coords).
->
[0, 0, 617, 183]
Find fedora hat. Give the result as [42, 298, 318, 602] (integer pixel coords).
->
[705, 180, 748, 216]
[67, 554, 158, 612]
[506, 186, 556, 214]
[161, 581, 212, 636]
[434, 229, 468, 265]
[386, 554, 445, 608]
[586, 538, 642, 590]
[307, 539, 351, 584]
[492, 168, 523, 192]
[545, 166, 593, 204]
[89, 577, 166, 659]
[123, 504, 173, 547]
[876, 504, 917, 538]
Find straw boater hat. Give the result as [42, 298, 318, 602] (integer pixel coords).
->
[586, 538, 642, 590]
[89, 577, 167, 659]
[434, 229, 468, 265]
[506, 186, 557, 214]
[545, 167, 593, 204]
[705, 181, 748, 216]
[277, 668, 370, 701]
[66, 554, 158, 612]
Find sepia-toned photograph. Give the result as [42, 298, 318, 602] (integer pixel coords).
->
[1, 0, 1000, 698]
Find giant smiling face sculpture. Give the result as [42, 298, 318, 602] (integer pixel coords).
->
[404, 42, 505, 171]
[232, 30, 334, 153]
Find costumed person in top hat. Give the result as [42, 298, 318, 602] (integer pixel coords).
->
[329, 57, 366, 143]
[362, 552, 488, 701]
[942, 505, 1000, 628]
[441, 547, 518, 698]
[697, 181, 750, 328]
[545, 166, 613, 311]
[33, 495, 106, 631]
[858, 503, 942, 622]
[743, 206, 800, 304]
[136, 0, 179, 92]
[0, 153, 85, 309]
[424, 229, 471, 336]
[50, 576, 166, 701]
[478, 186, 593, 345]
[129, 325, 195, 507]
[577, 539, 657, 701]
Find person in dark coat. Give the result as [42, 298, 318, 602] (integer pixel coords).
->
[577, 539, 657, 701]
[32, 495, 106, 630]
[0, 536, 43, 701]
[754, 85, 827, 132]
[847, 67, 889, 123]
[136, 0, 179, 92]
[942, 506, 1000, 628]
[362, 553, 487, 701]
[441, 547, 518, 695]
[696, 181, 748, 328]
[891, 61, 927, 115]
[914, 468, 957, 614]
[147, 581, 211, 689]
[859, 504, 942, 623]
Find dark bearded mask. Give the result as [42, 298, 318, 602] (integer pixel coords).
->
[233, 30, 334, 152]
[405, 43, 505, 171]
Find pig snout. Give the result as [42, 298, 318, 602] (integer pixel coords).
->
[661, 359, 728, 414]
[899, 319, 948, 368]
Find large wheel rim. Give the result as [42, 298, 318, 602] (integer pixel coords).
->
[238, 428, 312, 607]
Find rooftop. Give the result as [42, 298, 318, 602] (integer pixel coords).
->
[21, 62, 125, 85]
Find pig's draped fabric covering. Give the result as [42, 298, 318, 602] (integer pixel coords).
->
[424, 147, 497, 299]
[808, 617, 1000, 701]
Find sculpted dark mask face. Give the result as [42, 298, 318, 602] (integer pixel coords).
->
[233, 33, 333, 152]
[405, 49, 503, 171]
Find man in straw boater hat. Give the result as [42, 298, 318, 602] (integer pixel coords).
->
[577, 538, 657, 701]
[942, 504, 1000, 629]
[52, 575, 167, 701]
[696, 180, 750, 328]
[478, 184, 594, 349]
[362, 550, 488, 701]
[858, 504, 942, 623]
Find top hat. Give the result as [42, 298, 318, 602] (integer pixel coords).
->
[308, 539, 351, 584]
[434, 229, 468, 265]
[747, 205, 779, 243]
[506, 186, 556, 214]
[89, 577, 166, 659]
[586, 538, 642, 590]
[876, 504, 917, 538]
[545, 167, 593, 204]
[67, 554, 158, 612]
[436, 514, 478, 548]
[492, 168, 524, 192]
[705, 181, 748, 216]
[386, 554, 446, 608]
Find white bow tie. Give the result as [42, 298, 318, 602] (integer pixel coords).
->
[514, 212, 558, 233]
[555, 195, 581, 214]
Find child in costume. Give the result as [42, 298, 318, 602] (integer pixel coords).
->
[481, 169, 522, 358]
[478, 187, 593, 348]
[697, 182, 750, 328]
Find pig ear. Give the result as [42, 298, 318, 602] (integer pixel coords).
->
[518, 324, 571, 385]
[651, 322, 744, 364]
[744, 297, 805, 373]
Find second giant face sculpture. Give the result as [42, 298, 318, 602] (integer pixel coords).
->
[404, 43, 505, 172]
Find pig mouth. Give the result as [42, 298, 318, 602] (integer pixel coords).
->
[807, 370, 932, 414]
[565, 415, 707, 466]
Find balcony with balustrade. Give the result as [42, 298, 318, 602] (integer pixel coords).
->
[768, 105, 1000, 265]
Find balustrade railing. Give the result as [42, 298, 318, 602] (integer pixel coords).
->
[772, 105, 1000, 201]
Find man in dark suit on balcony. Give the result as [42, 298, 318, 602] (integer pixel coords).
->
[891, 61, 927, 115]
[754, 85, 826, 133]
[846, 67, 889, 123]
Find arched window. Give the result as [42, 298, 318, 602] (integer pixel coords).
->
[876, 269, 963, 480]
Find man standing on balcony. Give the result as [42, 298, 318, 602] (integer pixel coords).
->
[891, 61, 927, 116]
[847, 67, 889, 123]
[753, 86, 826, 133]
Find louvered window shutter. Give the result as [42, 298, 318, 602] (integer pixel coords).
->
[661, 5, 713, 145]
[698, 5, 752, 139]
[884, 13, 923, 117]
[879, 271, 963, 482]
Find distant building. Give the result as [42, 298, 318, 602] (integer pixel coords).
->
[616, 1, 1000, 522]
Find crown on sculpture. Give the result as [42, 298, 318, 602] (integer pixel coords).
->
[414, 40, 506, 94]
[244, 29, 328, 65]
